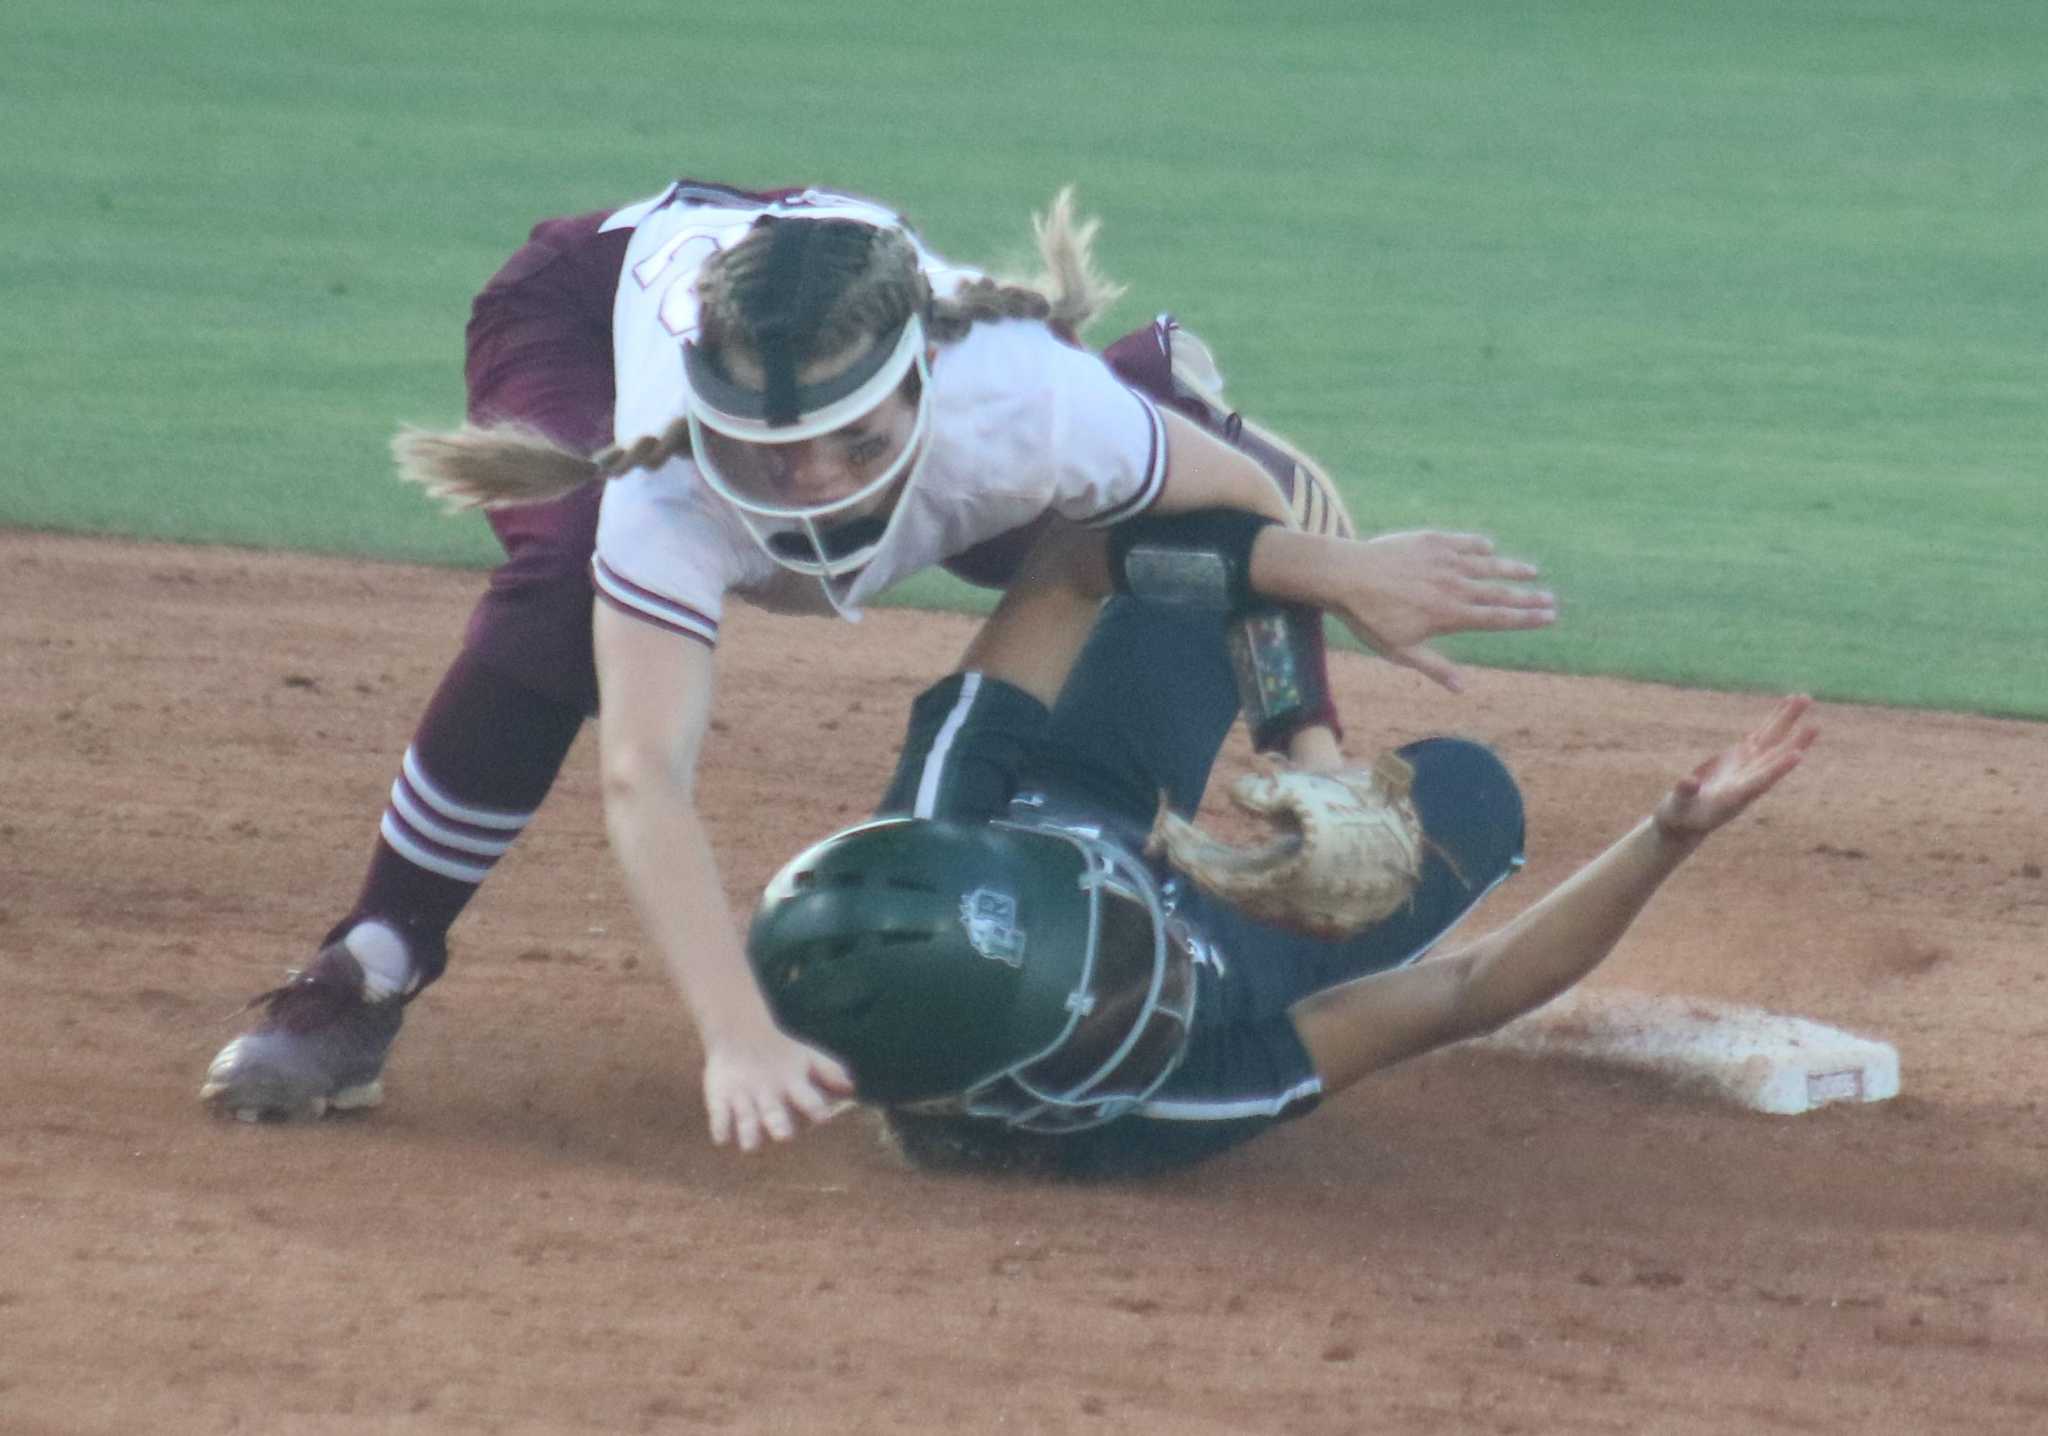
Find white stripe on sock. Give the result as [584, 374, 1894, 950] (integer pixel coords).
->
[388, 780, 520, 859]
[379, 813, 493, 884]
[399, 748, 533, 830]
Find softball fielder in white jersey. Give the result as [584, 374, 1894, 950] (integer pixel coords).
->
[576, 183, 1311, 1151]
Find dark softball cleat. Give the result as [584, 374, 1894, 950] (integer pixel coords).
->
[200, 942, 408, 1121]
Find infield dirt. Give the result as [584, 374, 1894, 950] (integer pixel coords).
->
[4, 531, 2043, 1434]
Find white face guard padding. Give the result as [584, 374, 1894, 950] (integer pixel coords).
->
[684, 315, 934, 585]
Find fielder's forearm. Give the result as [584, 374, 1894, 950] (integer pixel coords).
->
[604, 770, 779, 1041]
[1245, 526, 1341, 607]
[592, 603, 781, 1045]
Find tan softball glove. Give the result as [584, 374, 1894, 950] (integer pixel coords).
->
[1145, 751, 1426, 939]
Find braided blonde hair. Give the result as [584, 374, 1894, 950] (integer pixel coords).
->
[396, 188, 1125, 511]
[930, 186, 1125, 342]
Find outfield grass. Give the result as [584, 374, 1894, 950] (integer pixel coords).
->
[5, 1, 2041, 715]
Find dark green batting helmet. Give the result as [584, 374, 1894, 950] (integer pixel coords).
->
[747, 816, 1196, 1133]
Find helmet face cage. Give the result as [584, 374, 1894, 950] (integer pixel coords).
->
[685, 316, 935, 586]
[952, 819, 1197, 1134]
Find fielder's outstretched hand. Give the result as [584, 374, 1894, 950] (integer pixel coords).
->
[1310, 528, 1548, 692]
[703, 1028, 855, 1153]
[1653, 695, 1819, 840]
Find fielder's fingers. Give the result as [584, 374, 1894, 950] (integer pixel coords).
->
[731, 1102, 764, 1153]
[1391, 643, 1463, 693]
[788, 1080, 845, 1125]
[811, 1055, 856, 1096]
[1451, 575, 1554, 608]
[1441, 569, 1548, 610]
[707, 1091, 733, 1147]
[760, 1101, 796, 1144]
[1476, 556, 1542, 582]
[794, 1091, 855, 1126]
[1466, 601, 1558, 631]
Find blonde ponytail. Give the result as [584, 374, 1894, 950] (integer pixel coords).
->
[930, 186, 1126, 343]
[393, 418, 692, 511]
[1026, 186, 1126, 338]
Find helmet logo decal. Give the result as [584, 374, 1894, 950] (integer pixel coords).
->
[959, 887, 1027, 968]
